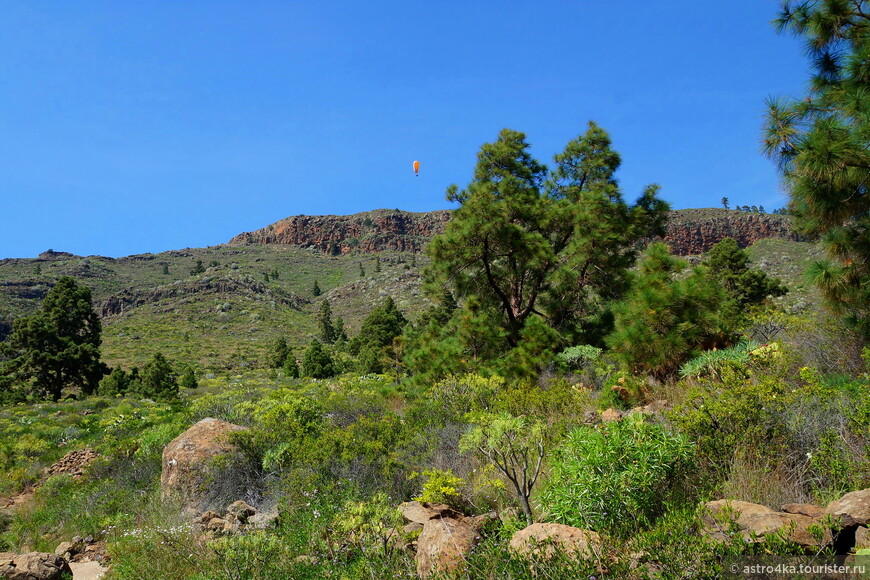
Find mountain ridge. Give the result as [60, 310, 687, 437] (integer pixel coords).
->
[228, 207, 801, 256]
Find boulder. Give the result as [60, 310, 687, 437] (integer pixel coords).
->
[226, 500, 257, 523]
[161, 418, 247, 508]
[416, 514, 481, 579]
[600, 408, 623, 422]
[855, 526, 870, 550]
[826, 489, 870, 528]
[509, 523, 601, 560]
[704, 500, 830, 550]
[398, 502, 458, 524]
[703, 499, 776, 534]
[53, 539, 83, 561]
[781, 503, 825, 518]
[248, 509, 279, 530]
[0, 552, 73, 580]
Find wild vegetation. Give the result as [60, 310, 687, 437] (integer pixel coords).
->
[1, 3, 869, 577]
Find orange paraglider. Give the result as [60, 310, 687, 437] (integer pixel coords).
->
[413, 160, 420, 177]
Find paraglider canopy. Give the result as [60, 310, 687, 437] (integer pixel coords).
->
[413, 160, 420, 177]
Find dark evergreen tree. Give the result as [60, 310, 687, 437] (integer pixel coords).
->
[350, 297, 407, 353]
[332, 316, 348, 344]
[764, 1, 870, 334]
[721, 197, 730, 209]
[271, 336, 289, 368]
[607, 243, 737, 379]
[318, 300, 336, 344]
[703, 237, 787, 309]
[374, 256, 381, 273]
[99, 366, 130, 396]
[162, 264, 170, 275]
[131, 352, 178, 401]
[179, 366, 198, 390]
[425, 123, 668, 355]
[0, 277, 105, 401]
[301, 340, 336, 379]
[283, 355, 300, 378]
[190, 260, 205, 276]
[312, 280, 322, 297]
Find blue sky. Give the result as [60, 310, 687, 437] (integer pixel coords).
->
[1, 2, 807, 258]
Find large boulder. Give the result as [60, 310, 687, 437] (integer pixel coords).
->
[161, 418, 247, 508]
[703, 500, 831, 550]
[398, 501, 492, 579]
[826, 489, 870, 528]
[0, 552, 72, 580]
[415, 514, 481, 579]
[509, 523, 601, 560]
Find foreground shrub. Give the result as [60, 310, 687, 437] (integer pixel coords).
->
[539, 414, 695, 534]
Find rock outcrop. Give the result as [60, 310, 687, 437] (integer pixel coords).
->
[161, 418, 247, 509]
[228, 208, 800, 256]
[99, 276, 307, 318]
[0, 552, 72, 580]
[703, 499, 831, 551]
[229, 209, 452, 254]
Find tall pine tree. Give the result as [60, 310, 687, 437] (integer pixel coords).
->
[764, 1, 870, 334]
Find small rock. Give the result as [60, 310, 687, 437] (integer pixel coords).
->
[199, 510, 221, 524]
[399, 501, 458, 524]
[248, 509, 279, 530]
[226, 500, 257, 523]
[600, 408, 623, 422]
[856, 527, 870, 550]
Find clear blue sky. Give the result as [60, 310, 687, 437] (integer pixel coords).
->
[1, 2, 807, 258]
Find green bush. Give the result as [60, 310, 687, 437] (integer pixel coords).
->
[412, 468, 464, 506]
[679, 340, 760, 380]
[539, 414, 695, 534]
[555, 344, 602, 371]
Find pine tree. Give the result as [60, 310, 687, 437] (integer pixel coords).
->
[270, 337, 289, 368]
[425, 123, 668, 353]
[179, 366, 198, 390]
[374, 256, 381, 273]
[721, 197, 730, 209]
[606, 243, 736, 378]
[764, 1, 870, 334]
[318, 300, 336, 344]
[0, 277, 105, 400]
[312, 280, 322, 297]
[283, 356, 299, 378]
[301, 340, 336, 379]
[703, 238, 788, 309]
[332, 316, 348, 344]
[131, 352, 178, 401]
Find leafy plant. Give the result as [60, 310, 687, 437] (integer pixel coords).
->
[539, 414, 695, 534]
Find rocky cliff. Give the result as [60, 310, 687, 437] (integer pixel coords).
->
[229, 208, 802, 256]
[228, 209, 452, 255]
